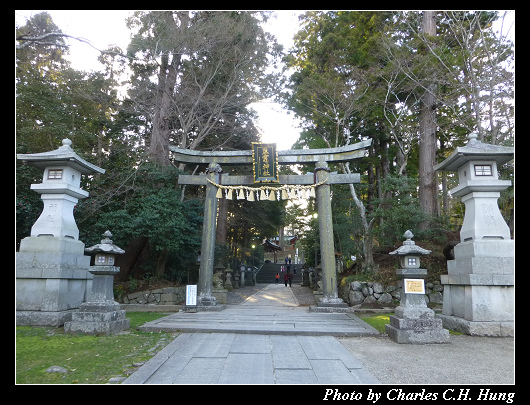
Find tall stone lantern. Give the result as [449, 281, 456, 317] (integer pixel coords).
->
[385, 231, 449, 344]
[434, 133, 514, 336]
[65, 231, 129, 335]
[16, 139, 105, 326]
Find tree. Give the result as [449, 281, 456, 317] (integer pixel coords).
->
[126, 11, 281, 167]
[418, 11, 439, 222]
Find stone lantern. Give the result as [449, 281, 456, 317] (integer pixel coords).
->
[434, 132, 514, 336]
[385, 231, 449, 344]
[16, 139, 105, 326]
[64, 231, 129, 335]
[212, 261, 227, 304]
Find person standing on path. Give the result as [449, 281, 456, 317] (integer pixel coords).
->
[288, 271, 293, 287]
[284, 272, 289, 287]
[275, 273, 280, 284]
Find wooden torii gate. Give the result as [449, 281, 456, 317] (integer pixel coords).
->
[171, 140, 372, 310]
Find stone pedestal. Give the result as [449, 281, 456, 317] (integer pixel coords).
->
[438, 240, 514, 336]
[64, 266, 129, 335]
[16, 236, 92, 326]
[386, 270, 449, 344]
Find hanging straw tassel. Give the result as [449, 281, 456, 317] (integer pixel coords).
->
[216, 187, 224, 199]
[237, 188, 245, 200]
[247, 189, 255, 201]
[226, 188, 233, 199]
[309, 186, 316, 198]
[260, 189, 267, 201]
[281, 189, 289, 200]
[268, 189, 276, 201]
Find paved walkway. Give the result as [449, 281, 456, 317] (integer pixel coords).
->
[123, 284, 514, 384]
[138, 284, 379, 336]
[123, 332, 380, 384]
[124, 284, 381, 384]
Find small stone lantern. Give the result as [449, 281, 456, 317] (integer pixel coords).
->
[385, 231, 449, 344]
[64, 231, 129, 335]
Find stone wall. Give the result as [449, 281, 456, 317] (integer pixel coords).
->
[340, 280, 444, 307]
[119, 286, 186, 305]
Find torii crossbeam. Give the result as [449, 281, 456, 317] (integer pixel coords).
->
[171, 140, 372, 310]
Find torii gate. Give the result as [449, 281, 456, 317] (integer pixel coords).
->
[171, 139, 372, 310]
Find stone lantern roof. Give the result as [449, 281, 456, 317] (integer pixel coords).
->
[389, 230, 431, 256]
[85, 231, 125, 255]
[434, 133, 514, 172]
[17, 138, 105, 175]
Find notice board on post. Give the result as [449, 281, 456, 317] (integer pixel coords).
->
[252, 143, 279, 183]
[185, 285, 197, 311]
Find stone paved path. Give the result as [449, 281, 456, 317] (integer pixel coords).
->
[124, 284, 381, 384]
[138, 284, 379, 336]
[123, 332, 380, 384]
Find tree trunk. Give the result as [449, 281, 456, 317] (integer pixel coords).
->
[418, 11, 439, 227]
[156, 248, 169, 278]
[148, 11, 187, 166]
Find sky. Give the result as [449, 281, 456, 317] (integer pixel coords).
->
[15, 10, 305, 150]
[15, 10, 514, 151]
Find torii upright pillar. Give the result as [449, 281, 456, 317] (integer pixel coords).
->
[314, 159, 348, 309]
[197, 163, 222, 308]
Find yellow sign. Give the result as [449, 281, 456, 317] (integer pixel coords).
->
[404, 279, 425, 294]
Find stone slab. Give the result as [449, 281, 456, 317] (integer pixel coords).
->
[270, 335, 312, 370]
[218, 353, 275, 384]
[274, 368, 319, 384]
[437, 314, 514, 337]
[385, 323, 450, 344]
[123, 333, 380, 384]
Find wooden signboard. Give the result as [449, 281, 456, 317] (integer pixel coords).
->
[252, 143, 278, 183]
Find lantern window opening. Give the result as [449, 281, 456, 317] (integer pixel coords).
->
[474, 164, 493, 176]
[47, 169, 63, 179]
[408, 257, 417, 266]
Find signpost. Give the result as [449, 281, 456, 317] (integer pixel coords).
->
[185, 285, 197, 312]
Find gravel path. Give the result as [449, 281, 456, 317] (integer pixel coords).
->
[338, 335, 514, 384]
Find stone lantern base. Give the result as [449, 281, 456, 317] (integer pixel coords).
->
[64, 266, 129, 335]
[438, 239, 514, 337]
[16, 236, 92, 327]
[385, 268, 450, 344]
[64, 302, 129, 336]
